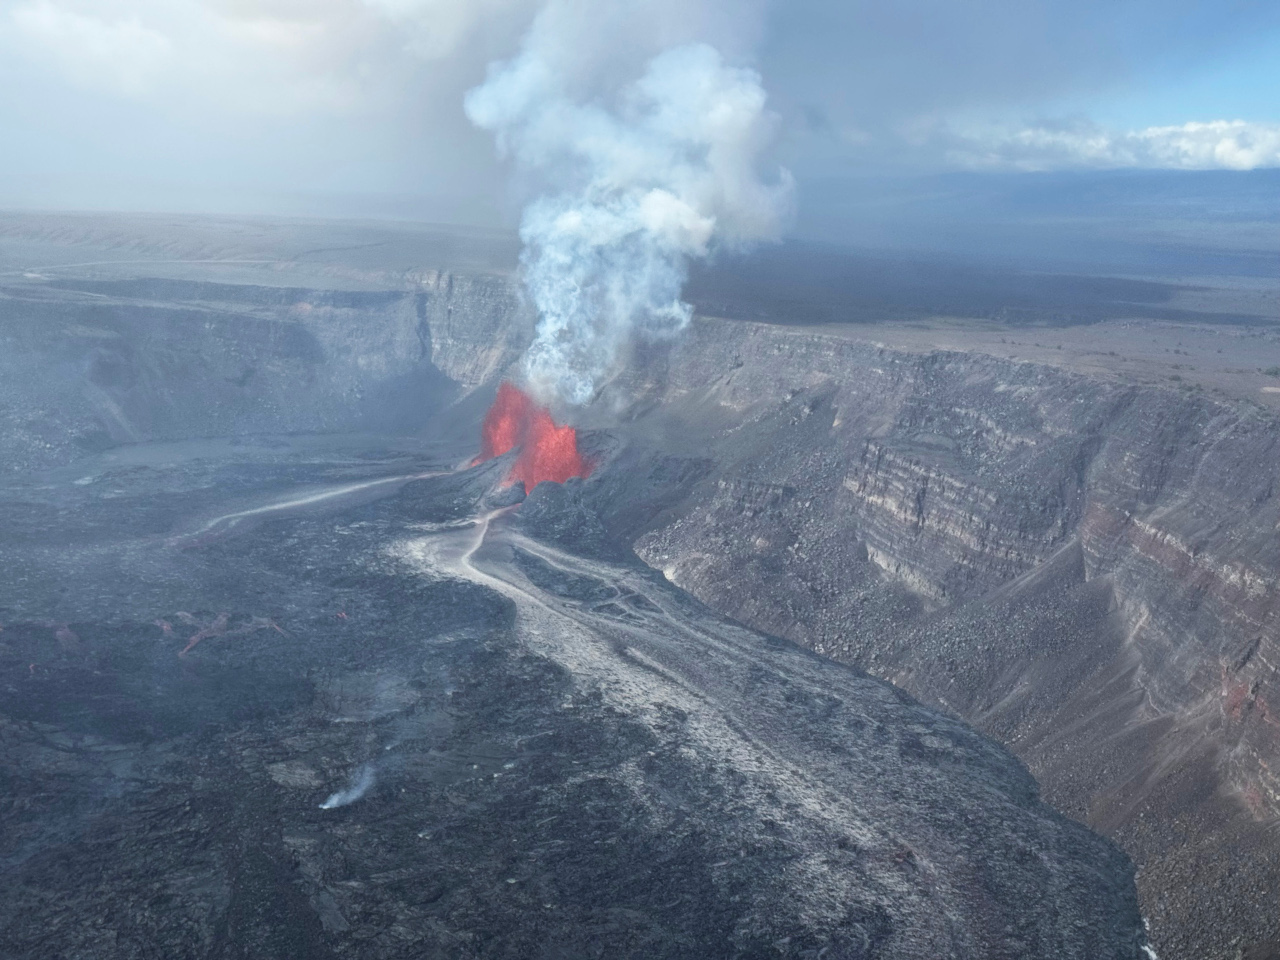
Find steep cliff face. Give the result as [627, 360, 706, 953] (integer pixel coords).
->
[0, 269, 525, 474]
[614, 317, 1280, 959]
[411, 269, 528, 390]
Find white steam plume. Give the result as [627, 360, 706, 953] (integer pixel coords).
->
[319, 764, 376, 809]
[466, 27, 792, 405]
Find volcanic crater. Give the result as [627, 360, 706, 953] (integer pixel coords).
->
[2, 212, 1278, 959]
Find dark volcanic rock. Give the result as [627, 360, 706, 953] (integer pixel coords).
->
[0, 448, 1146, 959]
[516, 477, 629, 561]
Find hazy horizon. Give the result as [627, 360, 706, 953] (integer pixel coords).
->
[1, 0, 1278, 244]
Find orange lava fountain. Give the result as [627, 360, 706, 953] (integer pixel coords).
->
[474, 382, 590, 493]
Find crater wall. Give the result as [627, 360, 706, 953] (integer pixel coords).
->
[0, 269, 525, 474]
[616, 317, 1280, 959]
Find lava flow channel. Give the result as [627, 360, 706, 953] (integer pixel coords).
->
[474, 381, 590, 493]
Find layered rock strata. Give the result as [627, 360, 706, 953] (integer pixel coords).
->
[619, 317, 1280, 959]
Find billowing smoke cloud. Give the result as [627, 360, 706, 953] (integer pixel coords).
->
[465, 18, 792, 405]
[319, 764, 376, 809]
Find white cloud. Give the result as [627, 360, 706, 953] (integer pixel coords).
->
[362, 0, 532, 59]
[8, 0, 173, 96]
[947, 118, 1280, 171]
[0, 0, 535, 113]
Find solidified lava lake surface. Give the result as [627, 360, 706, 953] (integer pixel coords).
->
[0, 432, 1145, 958]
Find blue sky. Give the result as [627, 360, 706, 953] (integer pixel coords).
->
[1075, 27, 1280, 127]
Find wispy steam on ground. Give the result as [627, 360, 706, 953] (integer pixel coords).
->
[466, 5, 792, 405]
[319, 764, 377, 810]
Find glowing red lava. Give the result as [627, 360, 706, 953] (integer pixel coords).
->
[474, 381, 590, 493]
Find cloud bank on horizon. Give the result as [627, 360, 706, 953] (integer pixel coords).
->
[0, 0, 1277, 220]
[943, 119, 1280, 172]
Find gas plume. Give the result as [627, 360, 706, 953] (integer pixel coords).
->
[319, 764, 376, 810]
[466, 12, 791, 406]
[474, 381, 590, 492]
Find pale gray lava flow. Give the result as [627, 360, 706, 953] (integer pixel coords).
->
[9, 211, 1273, 958]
